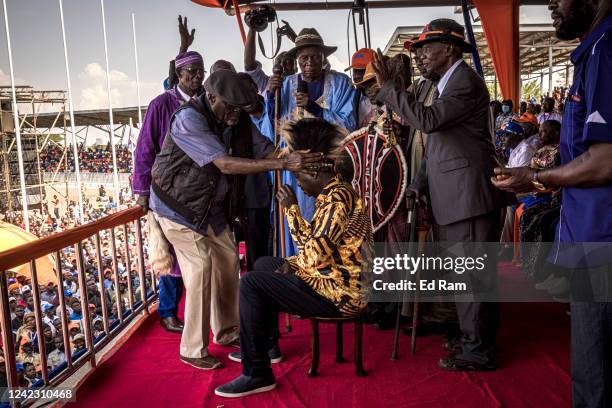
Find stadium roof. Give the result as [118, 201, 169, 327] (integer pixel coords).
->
[20, 107, 146, 129]
[383, 23, 579, 77]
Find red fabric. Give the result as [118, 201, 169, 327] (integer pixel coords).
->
[474, 0, 520, 109]
[190, 0, 225, 8]
[71, 264, 571, 408]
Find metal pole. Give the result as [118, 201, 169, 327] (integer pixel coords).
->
[3, 0, 30, 231]
[94, 233, 110, 335]
[461, 0, 483, 77]
[29, 260, 50, 383]
[55, 250, 73, 368]
[364, 5, 371, 49]
[131, 13, 143, 127]
[548, 45, 553, 97]
[74, 242, 96, 366]
[59, 0, 85, 225]
[129, 117, 136, 176]
[351, 9, 359, 51]
[0, 270, 19, 401]
[100, 0, 121, 206]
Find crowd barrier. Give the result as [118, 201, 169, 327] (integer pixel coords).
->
[0, 206, 156, 407]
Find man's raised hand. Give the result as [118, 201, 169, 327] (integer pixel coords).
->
[372, 48, 390, 88]
[178, 15, 195, 54]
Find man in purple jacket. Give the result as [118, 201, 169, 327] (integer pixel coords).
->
[132, 17, 203, 333]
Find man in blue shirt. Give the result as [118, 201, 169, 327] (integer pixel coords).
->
[149, 70, 323, 370]
[493, 1, 612, 406]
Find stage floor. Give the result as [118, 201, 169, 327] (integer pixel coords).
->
[69, 277, 571, 407]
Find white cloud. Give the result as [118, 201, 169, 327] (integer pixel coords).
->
[77, 62, 159, 110]
[0, 69, 27, 86]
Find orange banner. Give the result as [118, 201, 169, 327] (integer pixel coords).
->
[473, 0, 520, 109]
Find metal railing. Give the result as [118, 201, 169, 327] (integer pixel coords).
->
[0, 206, 157, 407]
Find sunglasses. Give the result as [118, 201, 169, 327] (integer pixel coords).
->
[181, 66, 206, 76]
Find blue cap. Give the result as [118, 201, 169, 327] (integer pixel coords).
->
[64, 289, 72, 297]
[502, 121, 525, 136]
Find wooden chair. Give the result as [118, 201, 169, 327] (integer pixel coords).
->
[308, 316, 366, 377]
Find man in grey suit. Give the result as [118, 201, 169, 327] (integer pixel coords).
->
[373, 19, 511, 371]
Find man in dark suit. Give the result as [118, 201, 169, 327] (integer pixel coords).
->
[373, 19, 511, 371]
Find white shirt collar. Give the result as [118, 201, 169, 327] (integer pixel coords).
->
[436, 59, 463, 97]
[175, 85, 193, 102]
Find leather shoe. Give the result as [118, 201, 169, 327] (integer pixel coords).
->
[443, 338, 462, 353]
[160, 316, 184, 333]
[438, 354, 496, 372]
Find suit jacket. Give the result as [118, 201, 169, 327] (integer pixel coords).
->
[377, 60, 512, 226]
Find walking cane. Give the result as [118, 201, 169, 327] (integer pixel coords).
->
[271, 62, 292, 333]
[391, 193, 417, 360]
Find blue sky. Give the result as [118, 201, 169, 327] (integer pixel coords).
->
[0, 0, 552, 111]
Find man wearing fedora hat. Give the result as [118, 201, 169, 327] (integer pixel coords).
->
[373, 18, 513, 372]
[149, 69, 323, 370]
[255, 27, 358, 258]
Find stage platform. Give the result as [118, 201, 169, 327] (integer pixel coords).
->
[68, 266, 571, 408]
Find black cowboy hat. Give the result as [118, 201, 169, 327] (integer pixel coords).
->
[409, 19, 475, 54]
[285, 28, 338, 59]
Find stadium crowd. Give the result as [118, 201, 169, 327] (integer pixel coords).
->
[39, 144, 132, 174]
[1, 187, 153, 388]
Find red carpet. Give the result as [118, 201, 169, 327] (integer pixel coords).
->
[69, 276, 571, 407]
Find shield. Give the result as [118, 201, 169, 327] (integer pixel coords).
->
[341, 126, 408, 232]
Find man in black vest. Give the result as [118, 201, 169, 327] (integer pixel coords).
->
[149, 70, 322, 370]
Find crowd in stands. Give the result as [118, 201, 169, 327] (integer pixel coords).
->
[40, 144, 132, 173]
[491, 93, 564, 297]
[0, 187, 152, 389]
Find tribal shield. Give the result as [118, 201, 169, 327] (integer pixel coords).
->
[341, 126, 408, 232]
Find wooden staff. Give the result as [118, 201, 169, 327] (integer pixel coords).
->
[272, 63, 292, 333]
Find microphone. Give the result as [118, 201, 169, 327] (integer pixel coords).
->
[297, 76, 308, 93]
[297, 76, 307, 117]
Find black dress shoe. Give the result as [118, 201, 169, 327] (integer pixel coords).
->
[438, 354, 496, 372]
[160, 316, 184, 333]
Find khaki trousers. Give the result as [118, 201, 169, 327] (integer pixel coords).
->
[156, 215, 239, 358]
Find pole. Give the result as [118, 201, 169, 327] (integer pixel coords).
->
[494, 72, 498, 100]
[131, 13, 143, 127]
[59, 0, 85, 224]
[364, 4, 371, 49]
[461, 0, 483, 77]
[271, 63, 291, 333]
[3, 0, 30, 231]
[548, 45, 553, 97]
[100, 0, 121, 205]
[351, 9, 359, 51]
[129, 117, 136, 176]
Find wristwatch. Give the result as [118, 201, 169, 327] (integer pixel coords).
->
[532, 169, 547, 191]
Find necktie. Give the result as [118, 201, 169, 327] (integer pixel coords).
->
[432, 87, 440, 101]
